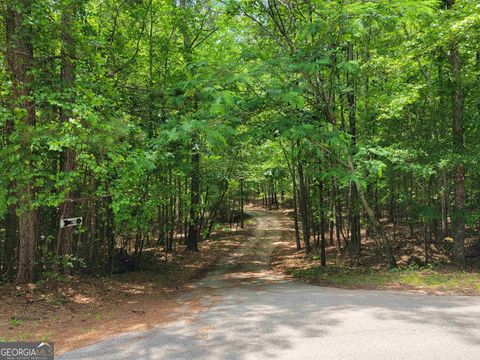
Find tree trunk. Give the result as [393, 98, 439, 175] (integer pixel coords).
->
[240, 178, 244, 228]
[319, 181, 326, 266]
[187, 150, 200, 251]
[280, 141, 302, 250]
[443, 0, 465, 270]
[2, 205, 17, 278]
[17, 185, 38, 283]
[5, 0, 39, 283]
[347, 42, 361, 257]
[297, 157, 311, 253]
[449, 45, 466, 268]
[292, 172, 302, 251]
[57, 1, 77, 258]
[333, 180, 342, 255]
[441, 169, 449, 239]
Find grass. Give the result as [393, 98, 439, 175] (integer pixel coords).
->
[9, 317, 22, 326]
[41, 334, 53, 342]
[288, 265, 480, 295]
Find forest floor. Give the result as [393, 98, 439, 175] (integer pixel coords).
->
[271, 209, 480, 296]
[0, 226, 248, 352]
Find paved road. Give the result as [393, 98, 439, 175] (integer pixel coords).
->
[60, 210, 480, 360]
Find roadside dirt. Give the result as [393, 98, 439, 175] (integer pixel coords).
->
[269, 209, 480, 296]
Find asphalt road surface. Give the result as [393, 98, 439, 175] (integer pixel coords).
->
[59, 210, 480, 360]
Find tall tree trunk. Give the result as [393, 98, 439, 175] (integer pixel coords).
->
[57, 1, 77, 257]
[347, 42, 361, 257]
[443, 0, 465, 270]
[450, 45, 465, 268]
[5, 0, 39, 283]
[178, 0, 200, 251]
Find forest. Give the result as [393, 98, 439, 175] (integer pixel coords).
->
[0, 0, 479, 285]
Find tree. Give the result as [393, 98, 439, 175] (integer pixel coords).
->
[4, 0, 39, 283]
[57, 0, 78, 258]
